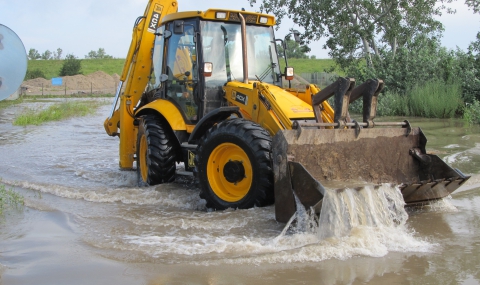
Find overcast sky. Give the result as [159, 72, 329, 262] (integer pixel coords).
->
[1, 0, 479, 59]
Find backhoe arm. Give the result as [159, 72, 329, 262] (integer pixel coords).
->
[104, 0, 178, 169]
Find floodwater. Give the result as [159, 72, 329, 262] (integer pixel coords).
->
[1, 98, 480, 285]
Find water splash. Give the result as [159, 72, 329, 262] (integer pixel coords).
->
[281, 184, 409, 240]
[318, 185, 408, 239]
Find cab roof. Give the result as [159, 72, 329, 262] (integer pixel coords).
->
[161, 9, 276, 26]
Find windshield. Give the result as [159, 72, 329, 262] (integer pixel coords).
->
[200, 21, 281, 85]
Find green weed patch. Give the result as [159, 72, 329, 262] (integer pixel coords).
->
[13, 100, 104, 126]
[0, 183, 24, 216]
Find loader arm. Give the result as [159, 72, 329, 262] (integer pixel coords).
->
[104, 0, 178, 169]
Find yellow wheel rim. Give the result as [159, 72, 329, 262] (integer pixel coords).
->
[207, 143, 253, 202]
[139, 134, 148, 182]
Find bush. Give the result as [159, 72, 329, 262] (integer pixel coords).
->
[351, 80, 463, 118]
[464, 100, 480, 124]
[342, 35, 480, 112]
[25, 68, 46, 80]
[408, 81, 463, 118]
[59, 54, 82, 76]
[454, 49, 480, 104]
[376, 91, 411, 117]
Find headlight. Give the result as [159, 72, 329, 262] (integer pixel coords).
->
[216, 12, 227, 19]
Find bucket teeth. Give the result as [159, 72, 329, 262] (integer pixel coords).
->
[400, 176, 469, 205]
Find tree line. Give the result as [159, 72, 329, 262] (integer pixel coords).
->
[27, 48, 113, 60]
[28, 48, 63, 60]
[250, 0, 480, 123]
[26, 48, 115, 80]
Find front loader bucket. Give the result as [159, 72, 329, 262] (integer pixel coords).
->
[273, 77, 470, 223]
[272, 126, 470, 223]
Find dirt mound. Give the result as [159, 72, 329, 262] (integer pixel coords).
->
[22, 71, 120, 95]
[24, 77, 50, 88]
[21, 71, 311, 96]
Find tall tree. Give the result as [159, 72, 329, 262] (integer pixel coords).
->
[85, 50, 98, 59]
[53, 48, 63, 60]
[28, 48, 41, 60]
[249, 0, 452, 69]
[41, 50, 52, 60]
[85, 48, 113, 59]
[466, 0, 480, 13]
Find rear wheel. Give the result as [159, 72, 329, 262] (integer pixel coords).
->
[195, 118, 273, 209]
[136, 115, 178, 186]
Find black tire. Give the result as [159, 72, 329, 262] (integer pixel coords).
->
[136, 114, 178, 186]
[195, 118, 274, 209]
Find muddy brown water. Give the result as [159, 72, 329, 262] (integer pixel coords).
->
[0, 98, 480, 285]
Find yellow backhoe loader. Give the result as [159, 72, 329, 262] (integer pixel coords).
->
[104, 0, 470, 222]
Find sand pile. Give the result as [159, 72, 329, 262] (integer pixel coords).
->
[21, 71, 311, 95]
[22, 71, 121, 95]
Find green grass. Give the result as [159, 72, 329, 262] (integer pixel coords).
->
[0, 98, 24, 110]
[26, 58, 336, 80]
[27, 94, 115, 99]
[278, 58, 340, 74]
[376, 91, 412, 117]
[408, 81, 463, 118]
[13, 100, 105, 126]
[370, 81, 464, 118]
[0, 183, 24, 215]
[27, 58, 125, 79]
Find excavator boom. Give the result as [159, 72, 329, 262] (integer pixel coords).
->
[104, 0, 178, 169]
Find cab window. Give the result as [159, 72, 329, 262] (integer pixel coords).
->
[165, 20, 199, 121]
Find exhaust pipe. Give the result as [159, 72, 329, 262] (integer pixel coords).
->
[239, 13, 249, 84]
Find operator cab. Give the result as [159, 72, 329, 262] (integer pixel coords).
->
[146, 10, 282, 122]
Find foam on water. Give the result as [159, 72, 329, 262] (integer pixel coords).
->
[443, 142, 480, 169]
[3, 179, 205, 210]
[91, 184, 436, 265]
[126, 224, 433, 265]
[444, 151, 471, 164]
[407, 195, 458, 213]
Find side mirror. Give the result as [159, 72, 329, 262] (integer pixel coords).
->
[284, 67, 294, 81]
[163, 30, 172, 39]
[173, 20, 184, 34]
[160, 74, 169, 82]
[203, 62, 213, 77]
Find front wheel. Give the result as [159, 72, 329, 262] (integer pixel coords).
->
[136, 115, 178, 186]
[195, 118, 273, 209]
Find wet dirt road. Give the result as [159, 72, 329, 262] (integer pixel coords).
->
[1, 98, 480, 284]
